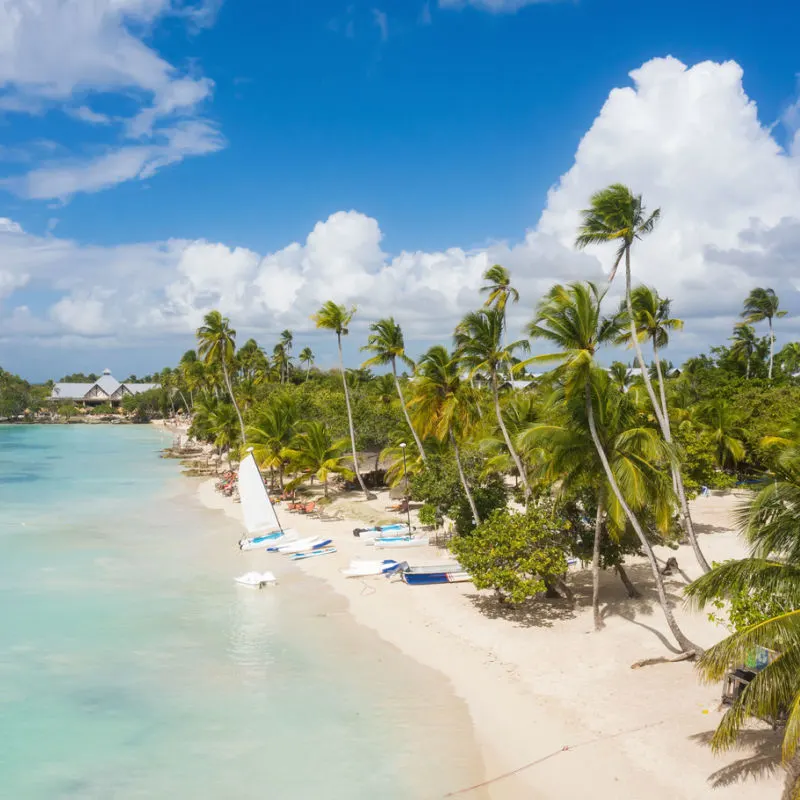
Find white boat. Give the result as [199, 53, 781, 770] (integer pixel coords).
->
[290, 547, 337, 561]
[237, 450, 297, 550]
[234, 571, 277, 588]
[340, 559, 401, 578]
[274, 537, 332, 555]
[396, 563, 470, 585]
[373, 535, 429, 549]
[352, 523, 410, 540]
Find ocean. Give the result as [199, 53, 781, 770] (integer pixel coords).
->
[0, 425, 481, 799]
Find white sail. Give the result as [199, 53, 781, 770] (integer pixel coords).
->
[238, 452, 281, 536]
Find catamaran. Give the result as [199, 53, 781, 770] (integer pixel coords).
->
[373, 534, 429, 549]
[395, 562, 470, 585]
[273, 537, 333, 555]
[234, 570, 277, 588]
[352, 523, 411, 539]
[290, 547, 337, 561]
[340, 559, 401, 577]
[237, 449, 297, 550]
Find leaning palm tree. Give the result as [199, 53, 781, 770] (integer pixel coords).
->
[299, 347, 315, 381]
[409, 345, 482, 524]
[454, 307, 531, 501]
[311, 301, 373, 499]
[196, 311, 246, 444]
[480, 264, 520, 317]
[729, 323, 759, 380]
[685, 442, 800, 799]
[361, 317, 427, 462]
[526, 281, 698, 653]
[576, 186, 708, 573]
[285, 421, 353, 497]
[742, 287, 787, 380]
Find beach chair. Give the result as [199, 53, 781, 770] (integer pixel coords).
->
[301, 501, 317, 515]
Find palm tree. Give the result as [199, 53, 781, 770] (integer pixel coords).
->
[685, 443, 800, 799]
[697, 399, 746, 471]
[454, 307, 531, 500]
[776, 341, 800, 377]
[742, 287, 787, 380]
[272, 343, 290, 385]
[286, 421, 353, 497]
[247, 397, 299, 489]
[196, 311, 246, 444]
[208, 402, 240, 460]
[409, 345, 482, 524]
[299, 347, 315, 381]
[312, 301, 373, 499]
[480, 264, 519, 316]
[526, 281, 698, 653]
[576, 186, 709, 573]
[608, 361, 632, 393]
[361, 317, 427, 462]
[729, 323, 758, 380]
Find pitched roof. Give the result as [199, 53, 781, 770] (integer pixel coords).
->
[50, 370, 160, 401]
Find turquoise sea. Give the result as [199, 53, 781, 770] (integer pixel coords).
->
[0, 425, 482, 799]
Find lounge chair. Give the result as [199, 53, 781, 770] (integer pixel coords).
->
[386, 499, 409, 513]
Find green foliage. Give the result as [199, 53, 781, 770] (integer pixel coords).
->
[451, 505, 571, 603]
[706, 569, 793, 633]
[0, 368, 44, 417]
[90, 403, 115, 415]
[57, 403, 78, 418]
[59, 372, 98, 382]
[121, 388, 164, 420]
[417, 503, 441, 528]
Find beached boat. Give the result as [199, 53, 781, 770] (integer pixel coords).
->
[274, 537, 333, 555]
[234, 570, 277, 588]
[397, 563, 470, 585]
[237, 450, 297, 550]
[352, 523, 410, 539]
[340, 559, 401, 578]
[373, 535, 429, 549]
[290, 546, 337, 561]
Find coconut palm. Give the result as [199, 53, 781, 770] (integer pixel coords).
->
[526, 281, 697, 652]
[196, 311, 246, 444]
[409, 345, 482, 524]
[576, 187, 708, 573]
[286, 421, 353, 497]
[685, 444, 800, 799]
[361, 317, 427, 462]
[697, 398, 746, 471]
[480, 264, 519, 316]
[311, 301, 373, 499]
[272, 343, 290, 385]
[299, 347, 315, 381]
[247, 397, 299, 489]
[742, 288, 788, 380]
[454, 307, 531, 500]
[608, 361, 632, 393]
[208, 402, 240, 459]
[729, 323, 759, 380]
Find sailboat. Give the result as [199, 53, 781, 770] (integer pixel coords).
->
[237, 449, 297, 550]
[352, 523, 411, 539]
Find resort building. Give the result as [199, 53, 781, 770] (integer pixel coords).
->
[50, 369, 160, 407]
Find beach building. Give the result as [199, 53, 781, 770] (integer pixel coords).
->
[50, 369, 160, 407]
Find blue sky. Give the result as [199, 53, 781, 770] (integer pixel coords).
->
[1, 0, 800, 380]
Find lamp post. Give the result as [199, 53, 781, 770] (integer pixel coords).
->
[399, 442, 412, 531]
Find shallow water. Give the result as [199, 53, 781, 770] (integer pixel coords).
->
[0, 425, 481, 799]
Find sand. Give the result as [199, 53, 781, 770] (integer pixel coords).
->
[195, 476, 784, 799]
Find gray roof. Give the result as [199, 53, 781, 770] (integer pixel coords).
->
[51, 369, 159, 401]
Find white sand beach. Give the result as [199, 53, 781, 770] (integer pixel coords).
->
[197, 478, 783, 799]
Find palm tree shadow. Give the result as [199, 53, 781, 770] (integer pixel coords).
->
[465, 592, 577, 629]
[690, 729, 783, 789]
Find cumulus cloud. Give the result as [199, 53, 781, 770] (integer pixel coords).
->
[1, 57, 800, 369]
[0, 0, 222, 199]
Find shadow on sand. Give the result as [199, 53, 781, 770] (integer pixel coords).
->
[690, 728, 784, 789]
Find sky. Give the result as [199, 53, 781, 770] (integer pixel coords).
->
[1, 0, 800, 381]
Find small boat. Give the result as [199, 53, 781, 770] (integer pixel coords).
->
[237, 450, 295, 550]
[353, 523, 410, 539]
[240, 531, 297, 551]
[234, 571, 277, 588]
[397, 563, 470, 585]
[373, 535, 429, 549]
[290, 546, 337, 561]
[275, 537, 333, 555]
[340, 559, 401, 578]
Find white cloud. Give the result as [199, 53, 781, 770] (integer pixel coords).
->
[1, 57, 800, 370]
[372, 9, 389, 41]
[0, 0, 222, 198]
[439, 0, 553, 12]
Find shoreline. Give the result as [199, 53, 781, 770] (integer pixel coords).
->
[194, 474, 784, 798]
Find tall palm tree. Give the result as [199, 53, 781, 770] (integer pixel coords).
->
[454, 307, 531, 501]
[312, 301, 373, 499]
[247, 397, 299, 489]
[526, 281, 697, 653]
[729, 323, 759, 380]
[196, 311, 246, 444]
[299, 347, 315, 381]
[777, 341, 800, 377]
[361, 317, 427, 462]
[286, 421, 353, 497]
[697, 399, 746, 471]
[480, 264, 520, 316]
[208, 402, 240, 460]
[742, 287, 787, 380]
[576, 186, 708, 573]
[686, 442, 800, 800]
[409, 345, 482, 524]
[272, 343, 290, 385]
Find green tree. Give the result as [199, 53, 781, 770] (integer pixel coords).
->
[480, 263, 520, 315]
[286, 421, 353, 497]
[696, 398, 746, 471]
[361, 317, 427, 462]
[455, 307, 531, 501]
[247, 397, 299, 489]
[742, 287, 787, 381]
[451, 506, 571, 604]
[196, 311, 246, 444]
[527, 281, 697, 652]
[729, 323, 759, 380]
[299, 347, 315, 381]
[312, 301, 373, 499]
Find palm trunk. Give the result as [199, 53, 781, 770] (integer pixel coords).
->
[745, 352, 751, 380]
[652, 344, 669, 423]
[177, 389, 189, 412]
[625, 248, 709, 573]
[769, 317, 774, 381]
[449, 429, 480, 526]
[221, 359, 247, 445]
[592, 499, 605, 631]
[616, 564, 640, 598]
[584, 380, 698, 653]
[392, 360, 427, 463]
[305, 364, 311, 382]
[491, 372, 530, 501]
[338, 333, 372, 499]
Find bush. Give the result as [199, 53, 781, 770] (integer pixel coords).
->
[418, 503, 441, 528]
